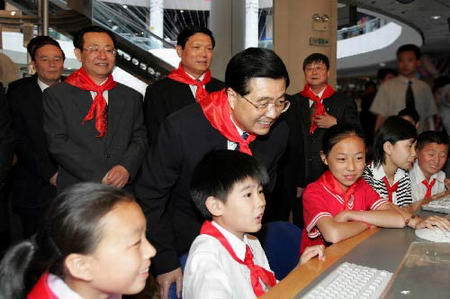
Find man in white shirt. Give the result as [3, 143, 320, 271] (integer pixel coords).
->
[371, 44, 437, 132]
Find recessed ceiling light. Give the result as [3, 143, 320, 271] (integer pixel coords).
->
[431, 15, 441, 20]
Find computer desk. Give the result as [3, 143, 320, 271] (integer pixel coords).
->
[261, 224, 450, 298]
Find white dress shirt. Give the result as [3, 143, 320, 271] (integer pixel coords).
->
[37, 77, 50, 92]
[409, 160, 446, 202]
[183, 221, 274, 299]
[48, 273, 122, 298]
[188, 72, 206, 97]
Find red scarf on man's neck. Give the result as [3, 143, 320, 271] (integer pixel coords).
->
[65, 68, 116, 137]
[200, 221, 276, 296]
[167, 63, 211, 102]
[320, 170, 360, 210]
[300, 84, 335, 134]
[199, 89, 256, 155]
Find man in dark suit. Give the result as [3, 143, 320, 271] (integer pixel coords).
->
[135, 48, 290, 298]
[283, 53, 360, 210]
[7, 36, 64, 237]
[43, 26, 147, 192]
[143, 26, 224, 144]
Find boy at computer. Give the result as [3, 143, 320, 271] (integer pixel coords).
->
[183, 150, 324, 298]
[409, 130, 450, 209]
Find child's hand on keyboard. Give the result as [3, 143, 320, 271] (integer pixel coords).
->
[416, 215, 450, 231]
[298, 245, 325, 266]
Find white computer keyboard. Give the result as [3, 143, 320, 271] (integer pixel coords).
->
[302, 262, 393, 299]
[415, 228, 450, 242]
[421, 193, 450, 214]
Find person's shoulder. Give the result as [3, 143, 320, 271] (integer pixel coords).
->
[7, 76, 36, 93]
[304, 180, 324, 195]
[208, 77, 226, 90]
[114, 82, 142, 98]
[189, 234, 223, 258]
[148, 76, 183, 90]
[413, 78, 432, 90]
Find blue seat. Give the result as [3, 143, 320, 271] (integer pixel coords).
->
[168, 253, 188, 299]
[259, 221, 302, 280]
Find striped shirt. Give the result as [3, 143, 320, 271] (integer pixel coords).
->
[362, 162, 413, 207]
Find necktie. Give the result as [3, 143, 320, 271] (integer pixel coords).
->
[382, 177, 399, 202]
[235, 132, 249, 151]
[422, 178, 436, 199]
[405, 81, 416, 111]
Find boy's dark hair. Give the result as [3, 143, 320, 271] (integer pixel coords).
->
[73, 25, 117, 50]
[322, 124, 365, 156]
[377, 68, 397, 82]
[416, 130, 449, 151]
[302, 53, 330, 71]
[27, 35, 65, 61]
[373, 116, 417, 166]
[225, 47, 290, 96]
[190, 150, 269, 219]
[0, 183, 133, 297]
[397, 108, 420, 124]
[396, 44, 421, 60]
[177, 26, 215, 49]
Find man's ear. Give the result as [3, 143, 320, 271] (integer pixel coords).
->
[74, 48, 82, 62]
[383, 141, 393, 156]
[64, 253, 94, 282]
[176, 45, 183, 58]
[205, 196, 225, 217]
[320, 151, 328, 165]
[227, 88, 238, 110]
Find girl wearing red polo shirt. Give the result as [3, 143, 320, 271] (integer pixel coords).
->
[301, 124, 408, 252]
[0, 183, 156, 299]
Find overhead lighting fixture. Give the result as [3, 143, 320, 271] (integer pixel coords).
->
[122, 4, 128, 9]
[396, 0, 415, 4]
[431, 15, 441, 20]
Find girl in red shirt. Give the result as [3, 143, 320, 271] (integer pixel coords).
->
[301, 124, 409, 252]
[0, 183, 156, 299]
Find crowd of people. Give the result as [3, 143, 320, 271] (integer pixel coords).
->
[0, 25, 449, 298]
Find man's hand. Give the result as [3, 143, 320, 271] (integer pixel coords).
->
[49, 172, 58, 186]
[156, 268, 183, 299]
[313, 112, 337, 129]
[444, 178, 450, 189]
[296, 187, 304, 198]
[102, 165, 129, 188]
[298, 245, 325, 266]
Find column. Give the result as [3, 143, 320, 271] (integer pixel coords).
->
[148, 0, 164, 47]
[245, 0, 259, 48]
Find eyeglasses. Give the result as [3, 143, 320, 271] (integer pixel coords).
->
[82, 45, 117, 56]
[239, 94, 290, 113]
[304, 65, 327, 73]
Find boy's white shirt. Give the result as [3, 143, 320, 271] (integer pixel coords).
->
[409, 160, 446, 202]
[182, 221, 275, 299]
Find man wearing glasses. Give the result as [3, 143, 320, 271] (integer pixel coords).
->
[43, 26, 147, 192]
[135, 48, 290, 299]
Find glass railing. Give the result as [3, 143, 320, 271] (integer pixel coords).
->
[337, 17, 386, 40]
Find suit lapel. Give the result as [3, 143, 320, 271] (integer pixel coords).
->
[105, 86, 125, 143]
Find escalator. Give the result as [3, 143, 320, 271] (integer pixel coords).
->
[5, 0, 175, 84]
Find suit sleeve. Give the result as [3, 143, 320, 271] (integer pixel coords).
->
[143, 83, 168, 146]
[43, 87, 101, 181]
[118, 93, 148, 180]
[135, 118, 183, 275]
[338, 95, 361, 129]
[0, 88, 14, 184]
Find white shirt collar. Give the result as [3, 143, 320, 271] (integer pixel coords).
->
[310, 86, 326, 98]
[411, 160, 446, 183]
[371, 162, 407, 183]
[186, 71, 205, 82]
[398, 75, 418, 84]
[37, 77, 50, 92]
[212, 221, 249, 261]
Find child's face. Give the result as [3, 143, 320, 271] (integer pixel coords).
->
[417, 143, 448, 178]
[398, 51, 420, 78]
[216, 177, 265, 239]
[386, 138, 417, 170]
[86, 201, 156, 296]
[321, 135, 366, 191]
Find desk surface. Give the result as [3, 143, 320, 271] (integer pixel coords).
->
[261, 226, 450, 299]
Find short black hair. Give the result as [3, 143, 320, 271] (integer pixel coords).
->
[177, 26, 215, 48]
[377, 68, 397, 82]
[322, 123, 365, 156]
[397, 108, 420, 124]
[416, 130, 449, 151]
[302, 53, 330, 71]
[373, 116, 417, 166]
[73, 25, 117, 50]
[397, 44, 421, 60]
[190, 150, 269, 220]
[225, 47, 290, 96]
[27, 36, 65, 61]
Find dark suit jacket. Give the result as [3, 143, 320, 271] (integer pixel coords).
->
[43, 81, 148, 191]
[287, 91, 360, 186]
[0, 84, 14, 188]
[143, 76, 224, 144]
[135, 103, 289, 275]
[7, 76, 56, 210]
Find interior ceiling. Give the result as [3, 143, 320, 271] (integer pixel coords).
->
[355, 0, 450, 54]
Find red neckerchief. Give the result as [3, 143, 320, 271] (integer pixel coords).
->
[199, 89, 257, 155]
[382, 177, 399, 202]
[200, 221, 276, 296]
[422, 178, 436, 199]
[167, 63, 211, 102]
[300, 84, 335, 134]
[27, 272, 58, 299]
[65, 68, 117, 137]
[319, 170, 360, 210]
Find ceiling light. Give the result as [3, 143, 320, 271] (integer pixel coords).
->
[431, 15, 441, 20]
